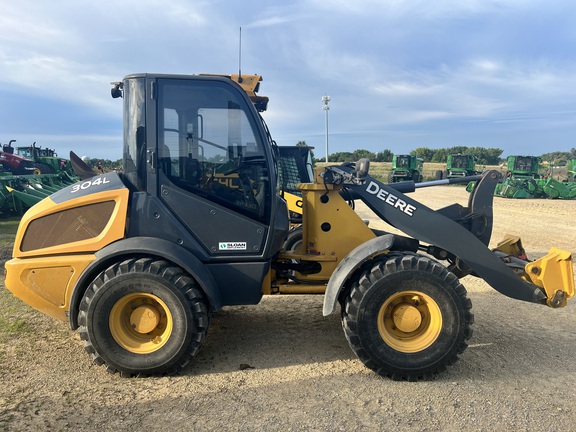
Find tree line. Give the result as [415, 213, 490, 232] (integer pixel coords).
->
[84, 158, 123, 170]
[90, 145, 576, 169]
[296, 141, 576, 166]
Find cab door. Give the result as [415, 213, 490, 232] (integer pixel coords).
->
[150, 76, 284, 260]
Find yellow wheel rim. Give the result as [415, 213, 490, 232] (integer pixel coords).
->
[377, 291, 442, 353]
[109, 293, 173, 354]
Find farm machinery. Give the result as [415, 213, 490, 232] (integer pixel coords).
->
[276, 145, 314, 224]
[0, 140, 36, 175]
[505, 155, 541, 179]
[4, 73, 575, 381]
[388, 154, 423, 182]
[10, 141, 74, 174]
[435, 154, 481, 180]
[494, 155, 576, 199]
[0, 140, 78, 213]
[568, 159, 576, 182]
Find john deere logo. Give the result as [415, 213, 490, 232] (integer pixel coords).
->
[219, 242, 247, 251]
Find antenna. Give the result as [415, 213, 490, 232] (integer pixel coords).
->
[238, 27, 243, 83]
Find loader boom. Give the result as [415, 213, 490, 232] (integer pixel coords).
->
[321, 162, 573, 314]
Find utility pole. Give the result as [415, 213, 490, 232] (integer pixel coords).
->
[322, 95, 330, 163]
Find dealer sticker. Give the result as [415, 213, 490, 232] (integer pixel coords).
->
[219, 242, 247, 251]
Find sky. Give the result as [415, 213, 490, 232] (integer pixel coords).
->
[1, 0, 576, 161]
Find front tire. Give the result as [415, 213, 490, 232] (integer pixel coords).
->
[78, 257, 210, 376]
[342, 253, 473, 381]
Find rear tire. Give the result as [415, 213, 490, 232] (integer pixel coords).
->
[78, 257, 210, 376]
[33, 163, 53, 174]
[342, 253, 473, 381]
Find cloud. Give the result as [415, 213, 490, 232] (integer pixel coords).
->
[2, 0, 576, 159]
[244, 16, 301, 28]
[361, 57, 576, 127]
[306, 0, 542, 19]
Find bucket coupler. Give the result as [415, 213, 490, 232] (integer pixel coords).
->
[323, 161, 574, 307]
[494, 236, 575, 308]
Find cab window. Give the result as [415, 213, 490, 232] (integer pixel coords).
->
[156, 79, 270, 222]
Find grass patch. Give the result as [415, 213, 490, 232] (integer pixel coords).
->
[0, 216, 19, 247]
[0, 286, 34, 342]
[0, 317, 29, 337]
[0, 216, 20, 236]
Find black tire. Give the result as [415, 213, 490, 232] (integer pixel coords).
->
[434, 170, 443, 180]
[78, 257, 210, 376]
[342, 253, 473, 381]
[33, 163, 53, 174]
[284, 226, 303, 252]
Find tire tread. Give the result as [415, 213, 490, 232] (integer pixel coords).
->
[78, 257, 210, 377]
[343, 253, 473, 381]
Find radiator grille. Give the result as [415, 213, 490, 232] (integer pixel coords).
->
[21, 201, 116, 252]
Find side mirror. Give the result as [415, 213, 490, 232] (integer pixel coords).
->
[111, 82, 123, 99]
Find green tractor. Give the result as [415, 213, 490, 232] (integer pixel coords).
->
[388, 154, 423, 183]
[11, 141, 73, 175]
[438, 154, 481, 179]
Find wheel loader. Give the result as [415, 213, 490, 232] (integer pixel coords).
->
[4, 73, 575, 381]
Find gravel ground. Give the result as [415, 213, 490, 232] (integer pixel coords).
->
[1, 186, 575, 431]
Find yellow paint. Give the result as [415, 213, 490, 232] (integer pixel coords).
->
[283, 191, 304, 215]
[5, 185, 129, 320]
[109, 293, 173, 354]
[284, 167, 375, 281]
[377, 291, 442, 353]
[4, 254, 95, 321]
[525, 248, 575, 307]
[12, 187, 129, 258]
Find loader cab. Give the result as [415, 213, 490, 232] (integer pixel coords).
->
[118, 74, 288, 261]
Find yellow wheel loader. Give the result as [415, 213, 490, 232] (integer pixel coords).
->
[4, 73, 575, 381]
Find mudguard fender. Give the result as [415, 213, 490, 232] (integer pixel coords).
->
[69, 237, 222, 329]
[323, 234, 395, 316]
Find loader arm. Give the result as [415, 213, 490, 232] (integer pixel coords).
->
[329, 165, 571, 306]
